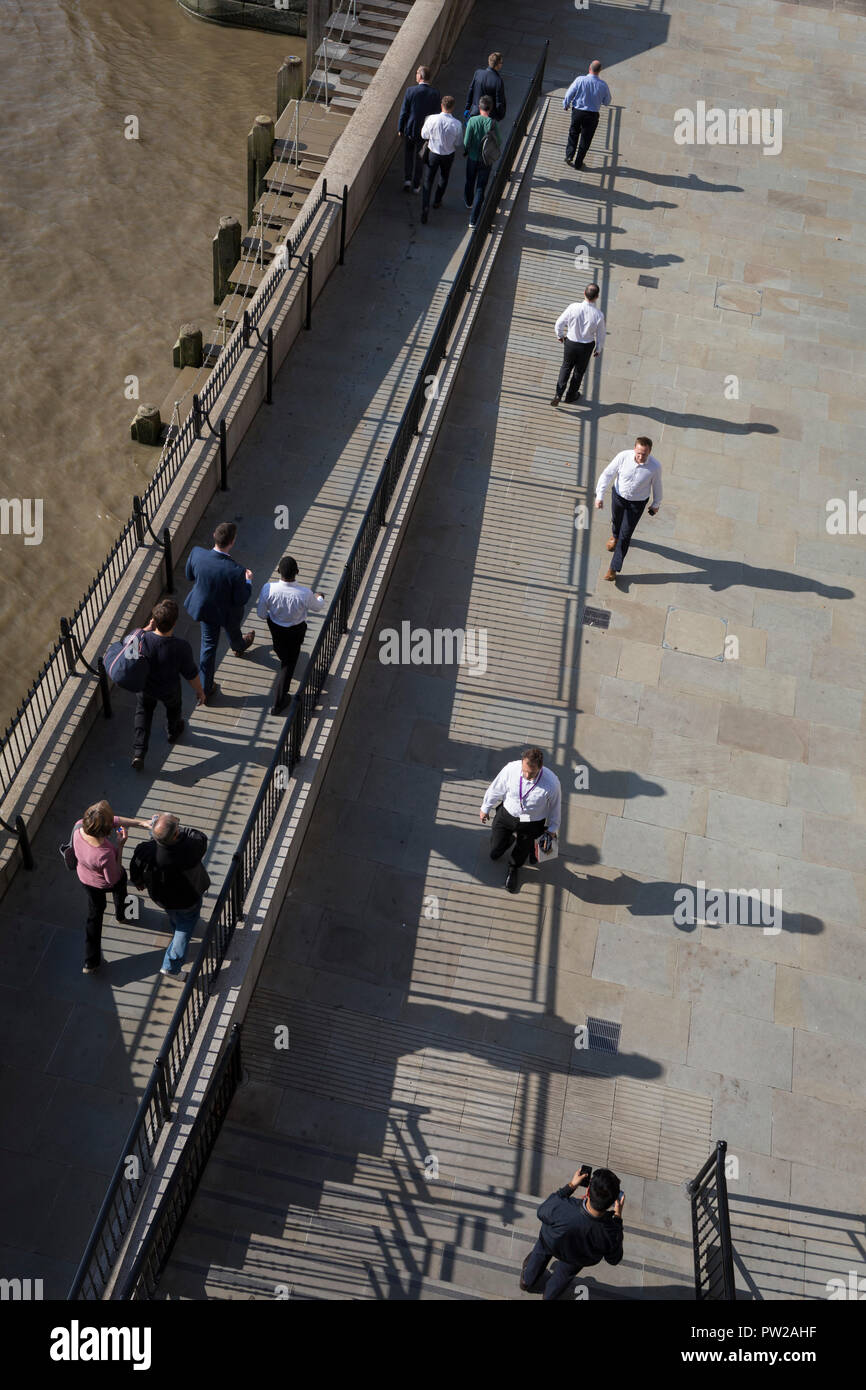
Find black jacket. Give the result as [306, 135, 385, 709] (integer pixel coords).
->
[536, 1186, 624, 1268]
[398, 82, 441, 139]
[465, 66, 506, 122]
[130, 828, 209, 910]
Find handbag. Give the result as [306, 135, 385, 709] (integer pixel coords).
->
[419, 138, 430, 164]
[534, 832, 559, 864]
[59, 821, 82, 871]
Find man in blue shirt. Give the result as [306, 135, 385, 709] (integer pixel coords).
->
[563, 59, 612, 169]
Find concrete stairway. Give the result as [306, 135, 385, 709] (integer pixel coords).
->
[313, 1, 414, 114]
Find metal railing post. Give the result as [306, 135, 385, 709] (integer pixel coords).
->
[192, 394, 202, 440]
[219, 418, 228, 490]
[266, 329, 273, 405]
[242, 310, 251, 349]
[230, 851, 244, 922]
[97, 657, 112, 719]
[305, 252, 314, 329]
[59, 617, 77, 675]
[163, 528, 174, 593]
[339, 183, 348, 265]
[132, 496, 146, 548]
[154, 1057, 171, 1123]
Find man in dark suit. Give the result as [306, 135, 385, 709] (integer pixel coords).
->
[184, 521, 253, 700]
[398, 65, 441, 193]
[520, 1165, 625, 1299]
[465, 51, 506, 122]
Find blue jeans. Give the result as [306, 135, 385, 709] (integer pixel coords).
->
[464, 156, 490, 225]
[161, 900, 202, 974]
[199, 616, 246, 695]
[523, 1236, 582, 1300]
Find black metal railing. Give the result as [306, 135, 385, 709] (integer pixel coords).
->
[0, 182, 336, 822]
[67, 47, 549, 1300]
[119, 1026, 243, 1301]
[687, 1139, 737, 1300]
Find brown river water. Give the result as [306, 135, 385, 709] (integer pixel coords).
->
[0, 0, 303, 731]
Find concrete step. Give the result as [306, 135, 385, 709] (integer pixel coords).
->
[361, 0, 412, 18]
[325, 14, 400, 45]
[358, 7, 405, 33]
[334, 50, 381, 77]
[226, 259, 268, 296]
[330, 95, 362, 115]
[255, 191, 307, 230]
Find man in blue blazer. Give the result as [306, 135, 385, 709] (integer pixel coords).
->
[184, 521, 253, 699]
[398, 65, 441, 192]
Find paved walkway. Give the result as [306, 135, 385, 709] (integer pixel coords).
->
[0, 24, 544, 1297]
[156, 0, 866, 1299]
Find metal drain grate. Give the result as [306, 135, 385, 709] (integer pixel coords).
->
[638, 274, 659, 288]
[586, 1017, 621, 1053]
[582, 606, 611, 630]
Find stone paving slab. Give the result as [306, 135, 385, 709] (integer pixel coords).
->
[151, 0, 866, 1301]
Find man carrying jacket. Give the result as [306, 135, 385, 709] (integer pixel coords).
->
[130, 813, 210, 980]
[520, 1165, 625, 1299]
[398, 65, 441, 192]
[184, 521, 254, 701]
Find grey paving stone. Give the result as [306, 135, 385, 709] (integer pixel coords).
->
[705, 790, 803, 859]
[795, 677, 863, 731]
[773, 1092, 866, 1173]
[802, 813, 866, 871]
[675, 941, 776, 1020]
[600, 817, 685, 882]
[718, 703, 810, 763]
[592, 921, 676, 995]
[687, 1004, 793, 1089]
[793, 1029, 866, 1109]
[788, 764, 856, 817]
[623, 772, 708, 834]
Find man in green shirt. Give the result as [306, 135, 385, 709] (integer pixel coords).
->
[463, 95, 500, 228]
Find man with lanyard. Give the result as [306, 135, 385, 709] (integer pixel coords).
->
[594, 435, 662, 581]
[480, 746, 562, 893]
[562, 59, 611, 170]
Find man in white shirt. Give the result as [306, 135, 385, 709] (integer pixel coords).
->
[594, 437, 662, 581]
[256, 555, 325, 715]
[419, 95, 464, 223]
[551, 284, 606, 407]
[480, 746, 562, 893]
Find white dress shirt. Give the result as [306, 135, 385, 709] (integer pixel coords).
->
[256, 580, 325, 628]
[420, 111, 464, 156]
[595, 449, 663, 507]
[482, 762, 562, 834]
[554, 301, 606, 353]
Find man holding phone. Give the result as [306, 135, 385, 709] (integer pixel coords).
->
[520, 1164, 625, 1299]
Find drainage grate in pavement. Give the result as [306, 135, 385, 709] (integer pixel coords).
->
[638, 274, 659, 288]
[582, 607, 611, 630]
[586, 1017, 621, 1053]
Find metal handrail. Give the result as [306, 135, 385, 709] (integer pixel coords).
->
[687, 1139, 737, 1300]
[67, 44, 549, 1301]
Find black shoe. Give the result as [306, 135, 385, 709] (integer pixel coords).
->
[550, 395, 561, 407]
[204, 684, 220, 705]
[574, 162, 584, 171]
[464, 196, 472, 209]
[411, 184, 421, 193]
[82, 957, 103, 975]
[167, 720, 185, 744]
[505, 867, 519, 894]
[421, 210, 428, 224]
[564, 390, 580, 404]
[131, 755, 144, 772]
[564, 156, 573, 166]
[233, 632, 254, 655]
[432, 198, 442, 209]
[520, 1255, 537, 1291]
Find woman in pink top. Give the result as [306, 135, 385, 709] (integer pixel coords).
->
[74, 800, 151, 973]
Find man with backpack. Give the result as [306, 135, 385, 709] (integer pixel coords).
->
[130, 813, 210, 980]
[130, 599, 205, 771]
[463, 96, 501, 229]
[465, 51, 506, 122]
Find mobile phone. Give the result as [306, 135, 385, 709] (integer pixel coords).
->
[580, 1164, 592, 1182]
[618, 1190, 624, 1201]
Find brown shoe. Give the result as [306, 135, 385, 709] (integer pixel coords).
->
[233, 632, 254, 655]
[606, 538, 616, 552]
[603, 568, 617, 581]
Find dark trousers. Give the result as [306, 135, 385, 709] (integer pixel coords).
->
[421, 150, 455, 213]
[464, 156, 491, 224]
[566, 108, 600, 166]
[134, 683, 183, 756]
[268, 617, 306, 712]
[403, 134, 424, 187]
[489, 805, 547, 868]
[82, 872, 128, 968]
[199, 615, 246, 695]
[523, 1235, 582, 1300]
[556, 339, 594, 400]
[610, 486, 648, 574]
